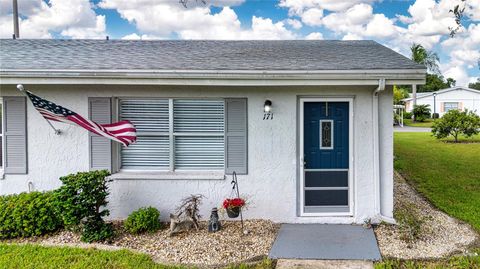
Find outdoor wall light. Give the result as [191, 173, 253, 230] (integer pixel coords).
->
[264, 100, 272, 113]
[263, 100, 273, 120]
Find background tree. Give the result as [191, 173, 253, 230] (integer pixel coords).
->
[420, 74, 456, 92]
[448, 0, 479, 74]
[411, 43, 440, 74]
[469, 78, 480, 90]
[393, 85, 409, 104]
[412, 104, 431, 122]
[449, 0, 467, 37]
[446, 78, 456, 87]
[410, 43, 438, 121]
[431, 110, 480, 143]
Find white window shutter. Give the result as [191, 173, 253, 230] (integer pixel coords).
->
[88, 97, 112, 172]
[3, 96, 27, 174]
[225, 99, 247, 175]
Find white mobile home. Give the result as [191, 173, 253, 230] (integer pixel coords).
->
[0, 40, 425, 224]
[403, 87, 480, 116]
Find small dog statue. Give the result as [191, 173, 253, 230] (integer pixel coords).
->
[169, 213, 194, 237]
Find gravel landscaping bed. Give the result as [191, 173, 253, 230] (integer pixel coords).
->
[3, 219, 278, 267]
[374, 171, 478, 259]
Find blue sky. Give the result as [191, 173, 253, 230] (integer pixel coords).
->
[0, 0, 478, 85]
[95, 0, 417, 40]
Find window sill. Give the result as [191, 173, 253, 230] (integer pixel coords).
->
[108, 171, 226, 181]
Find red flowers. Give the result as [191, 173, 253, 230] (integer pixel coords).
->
[223, 198, 245, 209]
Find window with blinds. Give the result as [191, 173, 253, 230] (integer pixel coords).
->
[119, 99, 225, 171]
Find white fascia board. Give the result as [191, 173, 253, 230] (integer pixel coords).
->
[0, 69, 426, 86]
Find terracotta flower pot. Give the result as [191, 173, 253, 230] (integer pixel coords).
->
[226, 207, 241, 218]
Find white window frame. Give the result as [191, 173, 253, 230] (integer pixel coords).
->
[118, 98, 225, 172]
[444, 102, 459, 112]
[319, 119, 334, 150]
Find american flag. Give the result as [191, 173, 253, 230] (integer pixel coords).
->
[25, 90, 136, 147]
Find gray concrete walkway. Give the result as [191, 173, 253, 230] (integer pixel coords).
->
[269, 224, 381, 261]
[394, 126, 431, 132]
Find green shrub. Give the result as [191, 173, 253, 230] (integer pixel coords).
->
[124, 207, 161, 234]
[412, 104, 431, 122]
[54, 170, 113, 242]
[0, 191, 62, 239]
[403, 112, 413, 119]
[432, 109, 480, 142]
[81, 216, 114, 243]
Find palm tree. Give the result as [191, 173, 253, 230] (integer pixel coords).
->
[410, 43, 440, 121]
[410, 43, 440, 74]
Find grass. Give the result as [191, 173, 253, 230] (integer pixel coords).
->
[375, 251, 480, 269]
[0, 243, 274, 269]
[403, 118, 435, 128]
[394, 132, 480, 232]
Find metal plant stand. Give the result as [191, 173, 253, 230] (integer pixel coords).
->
[230, 171, 245, 234]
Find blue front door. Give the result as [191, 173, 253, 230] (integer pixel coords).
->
[303, 101, 350, 213]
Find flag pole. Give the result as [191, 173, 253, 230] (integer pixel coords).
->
[17, 84, 62, 135]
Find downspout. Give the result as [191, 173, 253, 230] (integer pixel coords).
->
[372, 78, 390, 223]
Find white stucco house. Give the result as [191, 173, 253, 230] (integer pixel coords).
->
[0, 40, 425, 224]
[403, 86, 480, 116]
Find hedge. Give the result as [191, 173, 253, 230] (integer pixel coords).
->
[0, 191, 62, 239]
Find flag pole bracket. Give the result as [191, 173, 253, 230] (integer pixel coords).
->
[17, 84, 62, 135]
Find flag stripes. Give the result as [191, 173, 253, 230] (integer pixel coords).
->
[25, 90, 136, 146]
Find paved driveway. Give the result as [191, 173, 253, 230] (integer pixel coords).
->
[394, 126, 431, 132]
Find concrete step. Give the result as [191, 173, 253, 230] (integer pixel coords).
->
[276, 259, 374, 269]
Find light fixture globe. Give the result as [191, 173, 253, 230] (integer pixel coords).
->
[264, 100, 272, 113]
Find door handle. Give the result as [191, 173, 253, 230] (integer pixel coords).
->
[301, 158, 307, 168]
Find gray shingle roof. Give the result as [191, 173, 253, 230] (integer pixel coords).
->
[0, 39, 424, 71]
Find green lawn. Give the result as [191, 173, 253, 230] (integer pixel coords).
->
[375, 252, 480, 269]
[403, 118, 435, 128]
[0, 243, 274, 269]
[394, 132, 480, 232]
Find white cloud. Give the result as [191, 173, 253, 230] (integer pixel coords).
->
[464, 0, 480, 21]
[60, 15, 106, 39]
[396, 14, 414, 24]
[300, 8, 323, 26]
[241, 16, 296, 40]
[279, 0, 379, 15]
[209, 0, 245, 7]
[365, 14, 397, 37]
[305, 32, 323, 40]
[321, 3, 373, 36]
[342, 32, 363, 40]
[121, 33, 163, 40]
[0, 0, 106, 38]
[280, 0, 478, 86]
[286, 18, 302, 29]
[122, 33, 141, 40]
[441, 23, 480, 86]
[345, 3, 373, 25]
[443, 65, 469, 86]
[279, 0, 377, 28]
[405, 0, 456, 36]
[304, 0, 456, 51]
[99, 1, 296, 40]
